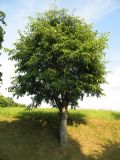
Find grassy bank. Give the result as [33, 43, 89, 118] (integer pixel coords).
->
[0, 107, 120, 160]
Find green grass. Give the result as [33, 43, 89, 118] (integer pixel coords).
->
[0, 106, 120, 160]
[0, 107, 120, 120]
[79, 109, 120, 120]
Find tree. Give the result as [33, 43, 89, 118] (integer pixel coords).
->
[0, 11, 6, 83]
[9, 9, 108, 147]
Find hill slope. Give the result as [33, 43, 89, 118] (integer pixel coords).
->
[0, 107, 120, 160]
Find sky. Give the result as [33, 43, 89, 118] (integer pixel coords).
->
[0, 0, 120, 111]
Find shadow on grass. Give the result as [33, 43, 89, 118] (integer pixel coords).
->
[97, 141, 120, 160]
[14, 109, 87, 141]
[112, 112, 120, 120]
[16, 109, 87, 125]
[0, 118, 91, 160]
[0, 110, 120, 160]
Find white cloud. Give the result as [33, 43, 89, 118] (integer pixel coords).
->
[108, 67, 120, 88]
[79, 66, 120, 111]
[77, 0, 120, 22]
[0, 53, 15, 96]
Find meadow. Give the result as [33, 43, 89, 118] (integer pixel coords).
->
[0, 106, 120, 160]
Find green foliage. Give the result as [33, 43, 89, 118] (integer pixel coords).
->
[0, 11, 6, 48]
[0, 95, 22, 107]
[0, 11, 6, 83]
[9, 8, 108, 109]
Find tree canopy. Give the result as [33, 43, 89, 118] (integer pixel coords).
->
[0, 11, 6, 83]
[9, 9, 108, 110]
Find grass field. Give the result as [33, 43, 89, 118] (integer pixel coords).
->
[0, 106, 120, 160]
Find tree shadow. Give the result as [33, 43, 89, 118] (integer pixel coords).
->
[96, 141, 120, 160]
[14, 109, 87, 140]
[111, 112, 120, 120]
[68, 111, 87, 126]
[0, 110, 120, 160]
[0, 117, 92, 160]
[16, 109, 87, 125]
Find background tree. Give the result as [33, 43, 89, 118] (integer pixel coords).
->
[9, 9, 108, 147]
[0, 11, 6, 83]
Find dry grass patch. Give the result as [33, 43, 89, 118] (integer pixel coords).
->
[68, 118, 120, 159]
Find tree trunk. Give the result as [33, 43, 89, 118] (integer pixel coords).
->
[60, 107, 67, 147]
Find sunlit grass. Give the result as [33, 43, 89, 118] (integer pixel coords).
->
[0, 106, 120, 120]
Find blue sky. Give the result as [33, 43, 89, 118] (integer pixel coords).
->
[0, 0, 120, 111]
